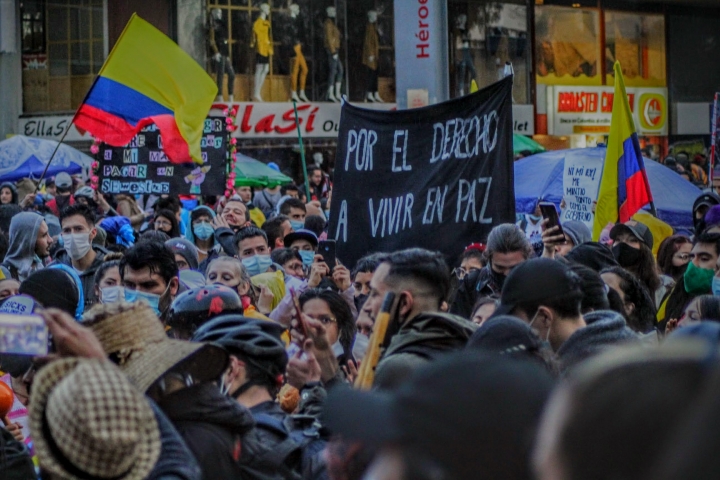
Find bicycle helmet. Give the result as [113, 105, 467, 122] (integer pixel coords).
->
[166, 285, 244, 339]
[192, 315, 288, 374]
[73, 186, 95, 201]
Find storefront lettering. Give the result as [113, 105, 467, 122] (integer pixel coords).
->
[22, 119, 68, 138]
[416, 0, 430, 58]
[232, 104, 319, 135]
[558, 91, 636, 114]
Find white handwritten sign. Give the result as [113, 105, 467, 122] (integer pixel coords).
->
[561, 151, 602, 230]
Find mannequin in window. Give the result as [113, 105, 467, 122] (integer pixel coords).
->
[251, 3, 273, 102]
[288, 3, 309, 102]
[362, 10, 383, 103]
[454, 14, 476, 97]
[209, 8, 235, 102]
[324, 6, 343, 103]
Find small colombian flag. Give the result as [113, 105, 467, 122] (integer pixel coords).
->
[593, 62, 654, 240]
[74, 14, 217, 164]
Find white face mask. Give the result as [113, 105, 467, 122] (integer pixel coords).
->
[100, 286, 124, 304]
[529, 310, 551, 343]
[352, 333, 369, 362]
[62, 232, 92, 261]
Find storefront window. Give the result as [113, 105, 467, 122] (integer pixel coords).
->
[206, 0, 395, 103]
[447, 0, 530, 104]
[535, 5, 601, 86]
[605, 11, 666, 87]
[22, 0, 105, 113]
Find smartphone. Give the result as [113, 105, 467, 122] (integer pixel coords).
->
[539, 202, 564, 237]
[0, 314, 49, 356]
[318, 240, 337, 268]
[289, 288, 308, 340]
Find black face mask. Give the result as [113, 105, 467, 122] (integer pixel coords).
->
[670, 262, 689, 280]
[613, 242, 642, 268]
[489, 265, 507, 291]
[354, 293, 368, 312]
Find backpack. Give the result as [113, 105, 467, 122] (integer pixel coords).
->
[253, 413, 328, 480]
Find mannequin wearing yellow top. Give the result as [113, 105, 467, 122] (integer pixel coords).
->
[251, 3, 273, 102]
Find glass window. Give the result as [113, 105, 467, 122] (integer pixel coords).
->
[535, 5, 601, 85]
[448, 0, 531, 104]
[21, 0, 46, 54]
[206, 0, 395, 103]
[605, 11, 666, 87]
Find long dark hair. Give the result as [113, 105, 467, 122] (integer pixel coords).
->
[625, 243, 661, 298]
[601, 267, 656, 333]
[299, 288, 355, 364]
[153, 209, 180, 239]
[657, 235, 692, 280]
[697, 295, 720, 322]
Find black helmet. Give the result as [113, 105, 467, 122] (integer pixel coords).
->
[192, 315, 288, 374]
[166, 285, 244, 339]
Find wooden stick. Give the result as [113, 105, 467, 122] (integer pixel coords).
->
[354, 292, 395, 390]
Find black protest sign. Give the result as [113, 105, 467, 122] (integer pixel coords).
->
[98, 117, 227, 195]
[328, 76, 515, 267]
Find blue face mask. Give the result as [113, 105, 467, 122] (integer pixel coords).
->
[713, 276, 720, 296]
[298, 250, 315, 267]
[124, 289, 163, 315]
[193, 223, 214, 241]
[289, 220, 305, 231]
[242, 254, 273, 277]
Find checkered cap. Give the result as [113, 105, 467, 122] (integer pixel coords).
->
[83, 301, 228, 392]
[30, 358, 161, 480]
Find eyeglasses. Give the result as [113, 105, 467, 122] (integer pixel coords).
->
[674, 253, 691, 261]
[155, 220, 172, 227]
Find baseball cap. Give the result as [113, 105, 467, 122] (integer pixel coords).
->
[609, 219, 653, 249]
[323, 352, 555, 479]
[493, 258, 582, 317]
[467, 315, 543, 355]
[283, 228, 318, 249]
[55, 172, 72, 190]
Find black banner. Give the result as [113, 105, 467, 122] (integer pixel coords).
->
[328, 76, 515, 267]
[98, 117, 227, 196]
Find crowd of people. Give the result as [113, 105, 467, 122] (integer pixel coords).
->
[1, 164, 720, 480]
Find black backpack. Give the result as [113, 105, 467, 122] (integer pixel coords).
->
[253, 413, 328, 480]
[0, 429, 35, 480]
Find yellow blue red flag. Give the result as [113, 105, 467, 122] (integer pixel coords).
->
[593, 62, 654, 240]
[74, 14, 217, 164]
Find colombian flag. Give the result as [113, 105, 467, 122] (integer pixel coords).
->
[593, 62, 654, 240]
[74, 14, 217, 164]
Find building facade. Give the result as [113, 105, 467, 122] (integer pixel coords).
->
[1, 0, 718, 177]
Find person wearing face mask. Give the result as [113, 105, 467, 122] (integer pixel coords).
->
[119, 241, 180, 319]
[659, 232, 720, 332]
[608, 220, 667, 307]
[362, 249, 476, 390]
[278, 197, 306, 232]
[283, 229, 318, 272]
[234, 227, 276, 277]
[205, 256, 275, 322]
[191, 316, 327, 479]
[299, 288, 355, 368]
[451, 224, 533, 319]
[495, 258, 638, 373]
[517, 200, 545, 257]
[52, 204, 107, 308]
[45, 172, 75, 217]
[270, 248, 305, 280]
[93, 256, 123, 304]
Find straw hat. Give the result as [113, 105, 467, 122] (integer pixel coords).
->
[83, 301, 228, 393]
[30, 358, 161, 480]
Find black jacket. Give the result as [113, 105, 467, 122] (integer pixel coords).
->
[214, 226, 238, 257]
[52, 245, 108, 309]
[159, 382, 281, 480]
[374, 312, 477, 390]
[148, 401, 202, 480]
[450, 266, 501, 319]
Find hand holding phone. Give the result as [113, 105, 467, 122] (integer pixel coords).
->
[539, 202, 564, 237]
[317, 240, 337, 269]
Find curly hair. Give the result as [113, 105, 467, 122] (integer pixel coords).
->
[299, 288, 355, 364]
[601, 267, 656, 333]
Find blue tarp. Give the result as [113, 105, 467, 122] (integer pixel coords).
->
[0, 135, 92, 183]
[514, 147, 702, 232]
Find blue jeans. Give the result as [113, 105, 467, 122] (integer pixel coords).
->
[327, 51, 344, 86]
[215, 55, 235, 96]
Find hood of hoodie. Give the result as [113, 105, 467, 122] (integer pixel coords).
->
[158, 382, 254, 436]
[0, 182, 18, 204]
[383, 312, 478, 358]
[4, 212, 44, 279]
[557, 310, 639, 372]
[185, 205, 217, 245]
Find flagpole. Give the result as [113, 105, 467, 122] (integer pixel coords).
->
[292, 100, 311, 201]
[34, 118, 76, 190]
